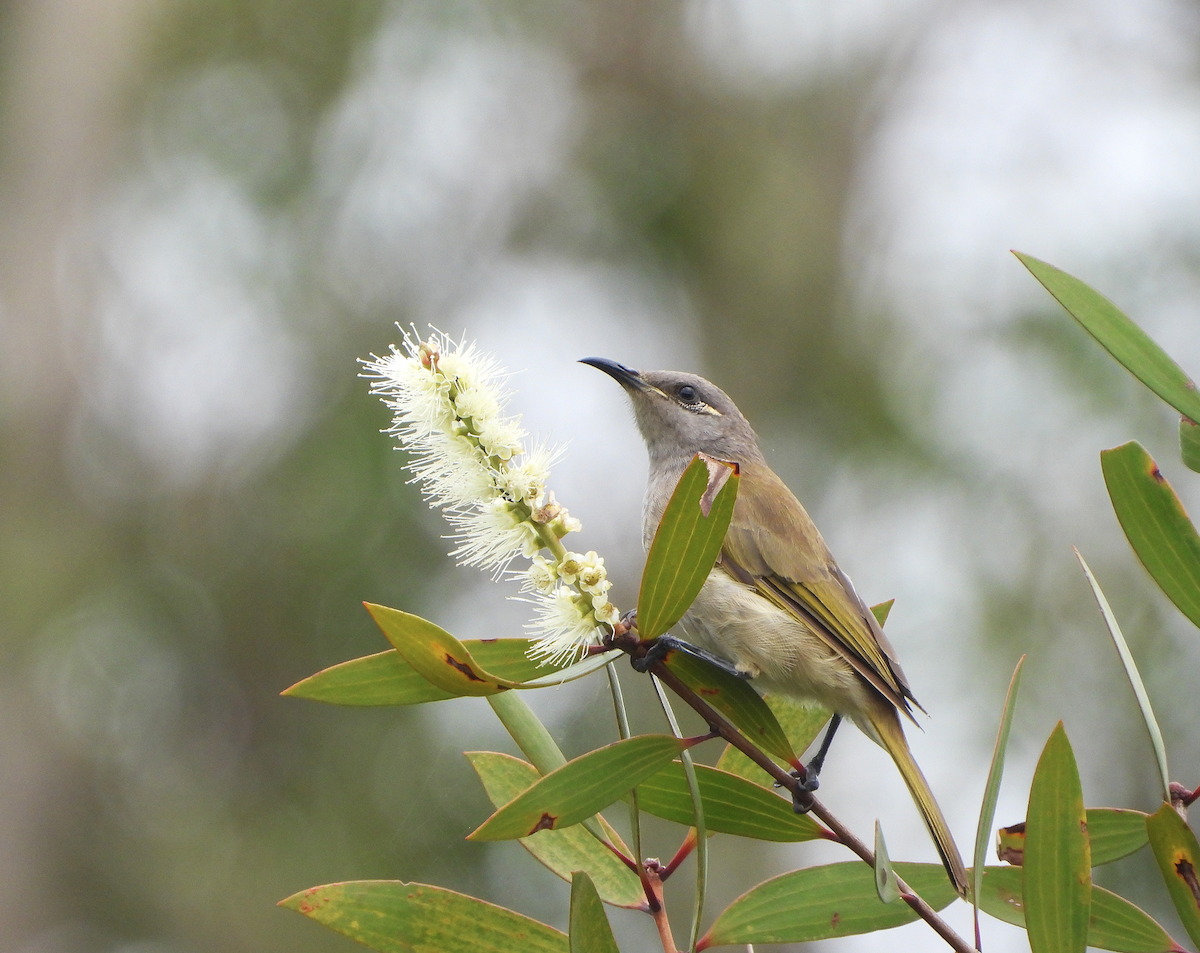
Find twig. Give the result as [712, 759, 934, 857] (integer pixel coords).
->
[662, 828, 698, 879]
[644, 862, 681, 953]
[647, 659, 975, 953]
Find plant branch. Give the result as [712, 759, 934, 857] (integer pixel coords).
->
[644, 862, 680, 953]
[639, 655, 974, 953]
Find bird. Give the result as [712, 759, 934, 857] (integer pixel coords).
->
[581, 356, 969, 896]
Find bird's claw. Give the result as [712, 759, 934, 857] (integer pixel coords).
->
[630, 636, 670, 673]
[789, 768, 819, 813]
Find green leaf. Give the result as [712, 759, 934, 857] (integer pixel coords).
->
[974, 655, 1026, 940]
[662, 649, 796, 765]
[715, 695, 830, 784]
[1101, 442, 1200, 632]
[283, 639, 581, 706]
[638, 454, 739, 641]
[1076, 549, 1172, 802]
[1182, 417, 1200, 474]
[1024, 722, 1091, 953]
[279, 881, 568, 953]
[283, 649, 455, 706]
[634, 760, 824, 842]
[466, 752, 645, 909]
[977, 866, 1183, 953]
[1090, 809, 1151, 866]
[468, 735, 689, 841]
[366, 604, 511, 696]
[569, 872, 621, 953]
[1146, 802, 1200, 949]
[1014, 253, 1200, 421]
[874, 821, 900, 904]
[697, 862, 958, 948]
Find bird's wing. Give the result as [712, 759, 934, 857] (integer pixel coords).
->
[720, 461, 918, 717]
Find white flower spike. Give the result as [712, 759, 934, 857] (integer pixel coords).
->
[362, 326, 618, 664]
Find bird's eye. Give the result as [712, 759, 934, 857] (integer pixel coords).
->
[678, 385, 697, 403]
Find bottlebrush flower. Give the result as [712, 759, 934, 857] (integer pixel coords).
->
[362, 327, 617, 664]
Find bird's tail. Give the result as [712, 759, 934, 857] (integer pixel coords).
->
[867, 703, 969, 897]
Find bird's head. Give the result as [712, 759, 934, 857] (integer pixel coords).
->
[580, 358, 762, 465]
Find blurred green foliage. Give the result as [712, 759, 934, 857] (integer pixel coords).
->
[3, 1, 1200, 951]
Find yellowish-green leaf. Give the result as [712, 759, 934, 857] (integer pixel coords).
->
[697, 862, 958, 949]
[638, 454, 739, 641]
[1146, 802, 1200, 949]
[1024, 721, 1091, 953]
[570, 872, 621, 953]
[279, 881, 567, 953]
[1101, 442, 1200, 632]
[468, 735, 689, 841]
[978, 866, 1184, 953]
[366, 604, 513, 696]
[283, 638, 581, 706]
[634, 760, 824, 842]
[1014, 253, 1200, 421]
[466, 752, 645, 909]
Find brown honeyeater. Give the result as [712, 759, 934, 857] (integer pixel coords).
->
[582, 357, 968, 896]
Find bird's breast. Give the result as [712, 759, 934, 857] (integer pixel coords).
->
[679, 567, 875, 719]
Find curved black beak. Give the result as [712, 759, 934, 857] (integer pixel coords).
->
[579, 357, 651, 392]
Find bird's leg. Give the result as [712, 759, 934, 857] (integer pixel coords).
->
[630, 635, 752, 679]
[789, 714, 842, 813]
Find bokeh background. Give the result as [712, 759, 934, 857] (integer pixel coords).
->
[3, 1, 1200, 950]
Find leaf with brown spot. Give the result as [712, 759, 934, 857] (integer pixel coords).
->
[465, 752, 645, 909]
[1101, 442, 1200, 632]
[1147, 802, 1200, 948]
[365, 604, 515, 696]
[468, 735, 689, 842]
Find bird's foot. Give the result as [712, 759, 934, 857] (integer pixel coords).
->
[784, 766, 820, 814]
[630, 635, 672, 673]
[630, 635, 752, 679]
[785, 714, 842, 814]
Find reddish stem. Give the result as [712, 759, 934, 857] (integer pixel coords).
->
[661, 828, 698, 880]
[643, 863, 680, 953]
